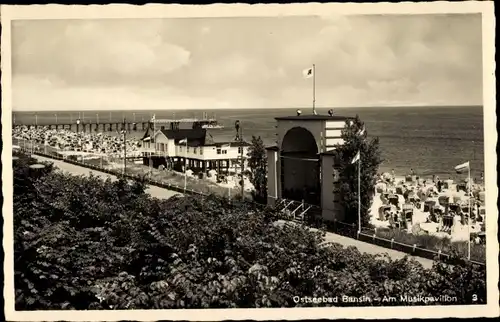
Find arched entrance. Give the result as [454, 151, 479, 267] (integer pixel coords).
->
[280, 127, 321, 205]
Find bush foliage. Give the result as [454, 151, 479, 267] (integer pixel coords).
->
[13, 153, 486, 309]
[247, 135, 268, 203]
[334, 115, 382, 227]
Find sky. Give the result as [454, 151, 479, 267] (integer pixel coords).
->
[11, 14, 483, 111]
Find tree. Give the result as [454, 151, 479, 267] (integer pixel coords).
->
[334, 115, 382, 228]
[247, 135, 267, 203]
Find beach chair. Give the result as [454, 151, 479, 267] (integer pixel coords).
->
[448, 203, 460, 216]
[461, 205, 472, 219]
[388, 194, 399, 207]
[378, 206, 390, 221]
[389, 213, 401, 229]
[478, 206, 486, 218]
[441, 215, 453, 233]
[456, 183, 467, 193]
[403, 205, 413, 229]
[430, 205, 442, 220]
[424, 200, 436, 212]
[438, 195, 450, 207]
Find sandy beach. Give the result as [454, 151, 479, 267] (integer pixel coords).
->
[369, 173, 485, 243]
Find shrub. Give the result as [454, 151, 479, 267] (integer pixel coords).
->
[333, 116, 382, 227]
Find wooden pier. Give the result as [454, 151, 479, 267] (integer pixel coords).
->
[12, 121, 154, 133]
[12, 117, 223, 133]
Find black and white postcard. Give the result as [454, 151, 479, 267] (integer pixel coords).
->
[1, 2, 497, 321]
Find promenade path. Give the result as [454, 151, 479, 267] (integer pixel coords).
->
[33, 155, 181, 200]
[275, 220, 434, 269]
[33, 155, 435, 269]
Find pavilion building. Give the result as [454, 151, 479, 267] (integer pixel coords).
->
[266, 111, 352, 222]
[140, 126, 250, 174]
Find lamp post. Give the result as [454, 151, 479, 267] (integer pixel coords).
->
[76, 118, 81, 133]
[122, 118, 127, 178]
[235, 120, 245, 198]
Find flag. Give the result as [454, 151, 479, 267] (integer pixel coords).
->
[303, 67, 314, 79]
[455, 161, 470, 173]
[143, 136, 151, 141]
[151, 114, 156, 122]
[179, 138, 187, 144]
[351, 151, 360, 164]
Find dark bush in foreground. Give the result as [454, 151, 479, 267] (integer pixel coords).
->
[13, 153, 486, 309]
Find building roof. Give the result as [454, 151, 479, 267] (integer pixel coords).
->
[275, 114, 352, 121]
[265, 145, 280, 151]
[160, 128, 206, 142]
[152, 128, 250, 147]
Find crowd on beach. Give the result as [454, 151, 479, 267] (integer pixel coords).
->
[12, 125, 256, 192]
[12, 125, 142, 158]
[370, 170, 486, 243]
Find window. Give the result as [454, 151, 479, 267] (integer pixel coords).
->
[193, 147, 197, 154]
[179, 146, 182, 152]
[200, 148, 203, 155]
[217, 148, 222, 154]
[222, 150, 228, 154]
[187, 146, 190, 152]
[238, 147, 243, 154]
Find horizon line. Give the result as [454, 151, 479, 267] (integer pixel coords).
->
[12, 104, 483, 113]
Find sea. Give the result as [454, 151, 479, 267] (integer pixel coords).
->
[12, 106, 485, 180]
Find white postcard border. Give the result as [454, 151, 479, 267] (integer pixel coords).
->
[1, 2, 497, 321]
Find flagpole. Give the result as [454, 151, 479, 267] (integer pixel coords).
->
[358, 159, 361, 234]
[468, 162, 471, 260]
[184, 139, 187, 193]
[312, 64, 316, 114]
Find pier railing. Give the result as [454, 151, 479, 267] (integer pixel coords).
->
[14, 147, 486, 267]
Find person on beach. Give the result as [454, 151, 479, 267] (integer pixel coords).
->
[410, 168, 415, 176]
[437, 180, 442, 193]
